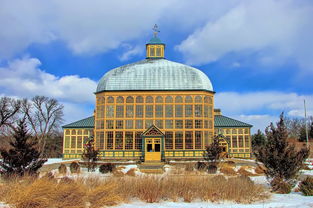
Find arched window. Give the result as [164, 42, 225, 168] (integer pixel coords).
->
[97, 96, 105, 104]
[136, 96, 143, 103]
[146, 96, 153, 103]
[126, 96, 134, 103]
[204, 96, 209, 103]
[107, 96, 114, 103]
[155, 96, 163, 103]
[77, 130, 82, 135]
[185, 96, 193, 103]
[195, 96, 202, 103]
[65, 130, 70, 135]
[71, 130, 76, 135]
[165, 96, 173, 103]
[116, 96, 124, 103]
[175, 96, 183, 103]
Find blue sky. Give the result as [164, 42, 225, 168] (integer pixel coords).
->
[0, 0, 312, 132]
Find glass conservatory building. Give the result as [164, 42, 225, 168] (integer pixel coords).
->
[62, 33, 253, 161]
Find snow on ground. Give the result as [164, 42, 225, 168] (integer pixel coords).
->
[44, 158, 79, 165]
[114, 193, 313, 208]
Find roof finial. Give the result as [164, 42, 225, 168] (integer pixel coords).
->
[152, 24, 160, 37]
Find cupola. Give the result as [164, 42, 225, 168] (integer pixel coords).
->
[146, 24, 165, 59]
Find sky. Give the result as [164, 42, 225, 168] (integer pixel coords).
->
[0, 0, 312, 133]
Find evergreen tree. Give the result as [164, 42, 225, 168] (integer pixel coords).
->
[252, 129, 267, 151]
[204, 136, 223, 164]
[309, 121, 313, 139]
[0, 118, 47, 177]
[82, 137, 99, 172]
[254, 113, 310, 193]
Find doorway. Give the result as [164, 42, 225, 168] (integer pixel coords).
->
[145, 138, 161, 161]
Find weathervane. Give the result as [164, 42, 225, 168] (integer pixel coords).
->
[153, 24, 160, 37]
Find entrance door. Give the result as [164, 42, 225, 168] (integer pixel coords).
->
[145, 138, 161, 161]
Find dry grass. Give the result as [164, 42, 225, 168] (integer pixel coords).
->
[220, 166, 237, 175]
[126, 168, 137, 176]
[255, 165, 266, 175]
[0, 174, 269, 207]
[237, 166, 256, 176]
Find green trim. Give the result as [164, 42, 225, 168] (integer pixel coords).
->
[62, 116, 94, 129]
[94, 89, 216, 94]
[215, 115, 253, 128]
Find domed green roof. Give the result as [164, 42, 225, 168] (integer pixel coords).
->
[96, 59, 213, 93]
[148, 36, 163, 44]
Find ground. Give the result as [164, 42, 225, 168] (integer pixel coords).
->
[0, 158, 312, 208]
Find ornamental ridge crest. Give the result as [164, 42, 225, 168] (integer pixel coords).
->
[142, 124, 164, 136]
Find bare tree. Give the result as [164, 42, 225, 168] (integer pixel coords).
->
[22, 96, 64, 155]
[0, 97, 21, 134]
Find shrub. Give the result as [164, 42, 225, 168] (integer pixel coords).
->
[184, 163, 194, 172]
[58, 164, 67, 174]
[207, 164, 217, 174]
[270, 177, 292, 194]
[299, 177, 313, 196]
[99, 163, 116, 174]
[70, 162, 80, 174]
[196, 162, 207, 171]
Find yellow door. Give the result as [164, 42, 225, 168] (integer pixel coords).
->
[145, 138, 161, 161]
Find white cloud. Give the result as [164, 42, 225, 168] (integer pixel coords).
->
[119, 44, 143, 61]
[0, 57, 97, 103]
[177, 0, 313, 71]
[215, 91, 313, 133]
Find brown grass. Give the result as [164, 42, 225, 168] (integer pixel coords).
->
[220, 166, 237, 175]
[255, 165, 266, 174]
[0, 174, 269, 207]
[126, 168, 137, 176]
[237, 166, 256, 176]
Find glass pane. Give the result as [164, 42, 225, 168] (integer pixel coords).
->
[145, 105, 153, 118]
[165, 105, 173, 117]
[156, 105, 163, 117]
[165, 96, 173, 103]
[185, 96, 192, 103]
[195, 96, 202, 103]
[126, 96, 134, 103]
[175, 96, 183, 103]
[136, 105, 143, 118]
[126, 105, 134, 118]
[175, 105, 183, 117]
[116, 96, 124, 103]
[107, 96, 114, 103]
[156, 96, 163, 103]
[136, 96, 143, 103]
[146, 96, 153, 103]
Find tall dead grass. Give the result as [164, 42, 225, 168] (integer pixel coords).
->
[0, 174, 269, 207]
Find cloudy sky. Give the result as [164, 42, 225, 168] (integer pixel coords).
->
[0, 0, 312, 132]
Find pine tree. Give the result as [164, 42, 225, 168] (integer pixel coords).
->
[0, 118, 47, 177]
[204, 136, 223, 164]
[82, 138, 99, 172]
[309, 121, 313, 139]
[252, 129, 267, 151]
[254, 113, 310, 193]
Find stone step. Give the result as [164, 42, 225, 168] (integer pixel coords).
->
[140, 169, 164, 174]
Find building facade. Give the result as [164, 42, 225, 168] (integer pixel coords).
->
[62, 32, 253, 161]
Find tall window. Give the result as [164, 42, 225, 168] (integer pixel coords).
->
[195, 131, 202, 149]
[116, 105, 124, 118]
[175, 105, 183, 117]
[165, 105, 173, 117]
[156, 105, 163, 117]
[126, 105, 134, 118]
[145, 105, 153, 118]
[136, 105, 143, 118]
[195, 105, 202, 117]
[185, 131, 193, 149]
[115, 132, 123, 149]
[135, 132, 143, 150]
[106, 131, 113, 149]
[185, 105, 193, 117]
[165, 131, 173, 149]
[175, 131, 183, 149]
[125, 132, 133, 149]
